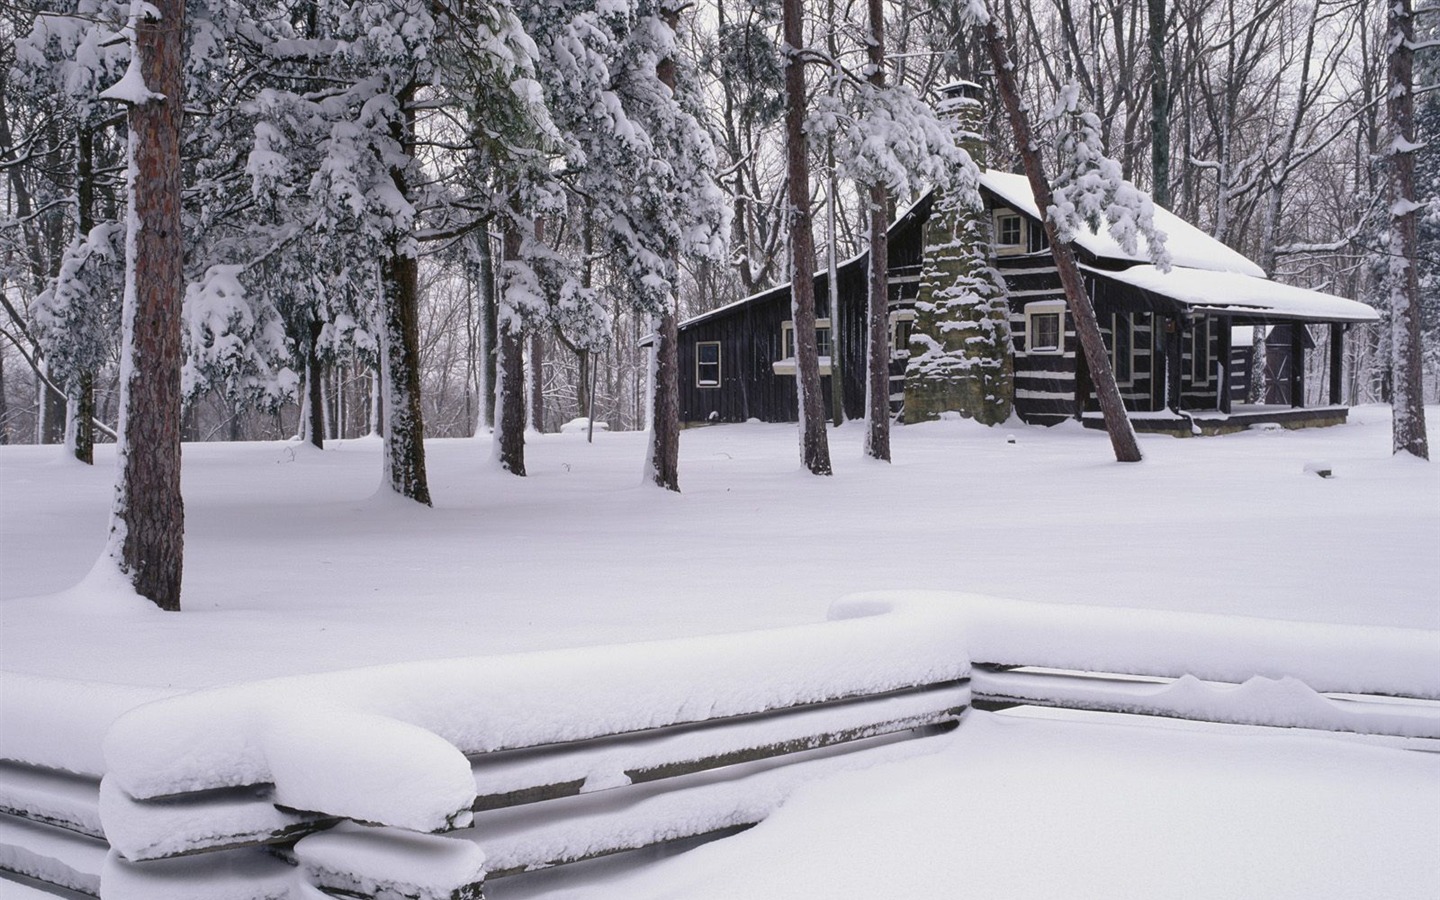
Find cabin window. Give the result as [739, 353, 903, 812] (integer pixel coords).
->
[696, 341, 721, 387]
[1027, 221, 1050, 253]
[1025, 301, 1065, 354]
[890, 310, 916, 359]
[1192, 317, 1211, 385]
[775, 319, 834, 375]
[781, 319, 832, 360]
[995, 211, 1024, 252]
[1111, 313, 1133, 383]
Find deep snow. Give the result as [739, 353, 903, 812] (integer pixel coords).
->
[2, 405, 1437, 898]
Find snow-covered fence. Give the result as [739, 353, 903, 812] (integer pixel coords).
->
[4, 593, 1436, 899]
[1, 600, 971, 899]
[837, 593, 1440, 739]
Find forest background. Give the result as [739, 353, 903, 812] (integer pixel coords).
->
[1, 0, 1435, 448]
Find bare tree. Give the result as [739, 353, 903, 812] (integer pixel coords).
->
[1388, 0, 1428, 459]
[782, 0, 832, 475]
[863, 0, 891, 461]
[645, 2, 685, 492]
[496, 220, 527, 475]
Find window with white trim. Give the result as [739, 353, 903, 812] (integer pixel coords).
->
[890, 310, 916, 359]
[994, 211, 1024, 253]
[781, 319, 832, 360]
[696, 341, 721, 387]
[1025, 300, 1065, 354]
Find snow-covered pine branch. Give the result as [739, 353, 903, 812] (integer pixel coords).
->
[807, 83, 978, 200]
[1045, 82, 1171, 272]
[33, 223, 126, 387]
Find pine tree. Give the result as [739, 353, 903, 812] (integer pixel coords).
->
[13, 0, 131, 462]
[103, 0, 187, 610]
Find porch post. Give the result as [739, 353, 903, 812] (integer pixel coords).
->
[1329, 324, 1344, 406]
[1289, 324, 1304, 408]
[1217, 316, 1232, 413]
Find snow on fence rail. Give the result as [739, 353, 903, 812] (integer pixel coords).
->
[2, 593, 1436, 899]
[835, 592, 1440, 737]
[1, 598, 971, 899]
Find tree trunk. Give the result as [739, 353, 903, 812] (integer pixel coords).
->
[646, 3, 684, 491]
[108, 0, 186, 610]
[1146, 0, 1170, 208]
[478, 230, 498, 432]
[380, 248, 431, 503]
[0, 337, 8, 444]
[982, 17, 1142, 463]
[646, 311, 681, 489]
[863, 0, 890, 461]
[40, 370, 66, 445]
[528, 330, 545, 433]
[577, 348, 591, 424]
[824, 0, 845, 431]
[72, 127, 97, 464]
[1388, 0, 1428, 459]
[65, 372, 96, 464]
[380, 91, 431, 504]
[496, 222, 527, 475]
[782, 0, 832, 475]
[306, 319, 325, 449]
[826, 151, 844, 428]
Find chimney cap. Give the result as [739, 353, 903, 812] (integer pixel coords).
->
[939, 80, 983, 100]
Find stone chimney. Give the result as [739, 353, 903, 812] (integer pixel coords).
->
[901, 79, 1014, 426]
[937, 80, 986, 167]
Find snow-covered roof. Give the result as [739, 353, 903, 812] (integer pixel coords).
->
[679, 193, 932, 332]
[1091, 265, 1380, 324]
[978, 171, 1265, 277]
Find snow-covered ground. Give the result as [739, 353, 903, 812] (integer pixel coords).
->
[2, 406, 1437, 897]
[495, 710, 1439, 900]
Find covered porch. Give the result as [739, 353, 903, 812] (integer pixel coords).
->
[1082, 404, 1353, 436]
[1084, 264, 1380, 434]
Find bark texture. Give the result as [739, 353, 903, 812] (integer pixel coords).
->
[380, 91, 431, 504]
[782, 0, 832, 475]
[497, 223, 527, 475]
[306, 319, 325, 449]
[67, 372, 95, 464]
[866, 182, 891, 461]
[112, 0, 186, 610]
[863, 0, 890, 461]
[982, 18, 1142, 463]
[1388, 0, 1428, 459]
[647, 311, 680, 489]
[381, 248, 432, 503]
[529, 330, 545, 433]
[646, 3, 683, 491]
[478, 231, 498, 431]
[1147, 0, 1170, 209]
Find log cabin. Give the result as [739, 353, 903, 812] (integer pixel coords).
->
[666, 89, 1379, 436]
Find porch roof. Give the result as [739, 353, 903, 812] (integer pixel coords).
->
[1084, 264, 1380, 325]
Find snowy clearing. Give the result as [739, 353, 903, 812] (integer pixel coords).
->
[1, 406, 1437, 898]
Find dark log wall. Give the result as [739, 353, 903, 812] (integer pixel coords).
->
[680, 204, 928, 425]
[1000, 254, 1073, 424]
[1178, 318, 1223, 410]
[678, 191, 1237, 426]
